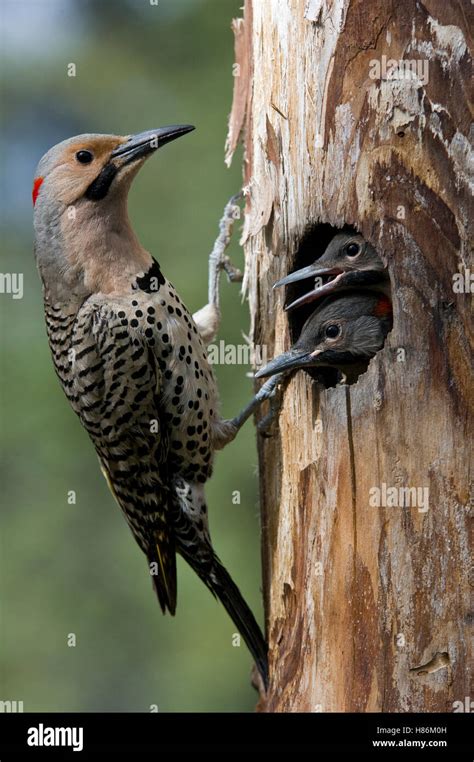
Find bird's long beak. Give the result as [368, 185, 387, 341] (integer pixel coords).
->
[273, 264, 330, 289]
[255, 348, 319, 378]
[111, 125, 195, 166]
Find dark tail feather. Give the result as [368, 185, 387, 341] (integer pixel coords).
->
[148, 541, 177, 616]
[208, 557, 269, 689]
[173, 499, 268, 687]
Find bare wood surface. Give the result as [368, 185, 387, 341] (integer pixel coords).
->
[226, 0, 473, 712]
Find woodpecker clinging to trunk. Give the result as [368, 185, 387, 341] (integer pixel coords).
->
[273, 232, 389, 311]
[256, 292, 392, 380]
[33, 127, 270, 687]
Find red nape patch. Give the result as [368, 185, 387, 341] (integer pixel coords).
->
[32, 177, 44, 206]
[374, 294, 392, 318]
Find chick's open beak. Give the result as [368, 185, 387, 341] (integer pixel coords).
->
[273, 263, 347, 311]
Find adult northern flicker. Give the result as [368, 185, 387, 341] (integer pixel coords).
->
[256, 292, 392, 379]
[273, 232, 389, 311]
[33, 127, 269, 686]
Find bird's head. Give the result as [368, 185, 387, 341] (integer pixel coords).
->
[273, 232, 387, 311]
[32, 126, 194, 297]
[33, 125, 194, 214]
[255, 292, 392, 378]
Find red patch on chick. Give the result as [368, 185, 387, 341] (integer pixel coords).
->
[374, 294, 392, 318]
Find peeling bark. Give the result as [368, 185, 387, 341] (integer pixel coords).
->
[227, 0, 473, 712]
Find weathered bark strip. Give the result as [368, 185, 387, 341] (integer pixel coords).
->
[227, 0, 473, 712]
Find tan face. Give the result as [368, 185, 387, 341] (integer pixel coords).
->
[33, 135, 128, 207]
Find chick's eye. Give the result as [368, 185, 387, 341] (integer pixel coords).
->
[346, 242, 360, 257]
[76, 150, 93, 164]
[325, 324, 340, 339]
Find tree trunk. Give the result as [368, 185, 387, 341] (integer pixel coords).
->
[226, 0, 472, 712]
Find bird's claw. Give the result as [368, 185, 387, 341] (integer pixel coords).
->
[257, 375, 285, 436]
[222, 255, 243, 283]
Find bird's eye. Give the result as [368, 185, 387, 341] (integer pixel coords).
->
[346, 242, 360, 257]
[75, 150, 94, 164]
[325, 324, 340, 339]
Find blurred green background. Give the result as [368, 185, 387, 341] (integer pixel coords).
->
[1, 0, 265, 712]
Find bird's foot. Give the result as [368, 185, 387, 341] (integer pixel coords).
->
[194, 193, 243, 346]
[221, 254, 243, 284]
[224, 373, 285, 443]
[207, 193, 243, 302]
[257, 381, 284, 437]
